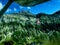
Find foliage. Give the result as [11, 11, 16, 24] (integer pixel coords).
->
[0, 13, 60, 45]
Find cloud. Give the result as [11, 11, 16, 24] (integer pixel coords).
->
[20, 6, 24, 9]
[0, 2, 3, 10]
[27, 7, 31, 9]
[14, 8, 17, 11]
[6, 9, 12, 12]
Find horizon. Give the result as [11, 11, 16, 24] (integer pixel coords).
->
[0, 0, 60, 14]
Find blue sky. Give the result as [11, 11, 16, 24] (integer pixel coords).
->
[0, 0, 60, 14]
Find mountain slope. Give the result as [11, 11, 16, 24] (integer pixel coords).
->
[0, 10, 60, 45]
[36, 10, 60, 32]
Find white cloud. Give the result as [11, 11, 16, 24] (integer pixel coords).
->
[0, 2, 3, 10]
[14, 8, 17, 11]
[27, 7, 31, 9]
[6, 9, 12, 12]
[20, 6, 24, 9]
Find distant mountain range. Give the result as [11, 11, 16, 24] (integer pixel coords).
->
[36, 10, 60, 23]
[5, 10, 60, 18]
[36, 10, 60, 18]
[0, 10, 36, 24]
[36, 10, 60, 31]
[1, 10, 60, 24]
[0, 10, 60, 32]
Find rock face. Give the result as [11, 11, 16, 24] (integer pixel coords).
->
[15, 0, 49, 6]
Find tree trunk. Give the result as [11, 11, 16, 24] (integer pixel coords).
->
[0, 0, 13, 18]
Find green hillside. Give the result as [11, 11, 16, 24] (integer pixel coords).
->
[0, 11, 60, 45]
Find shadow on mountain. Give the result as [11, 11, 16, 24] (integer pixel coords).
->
[36, 10, 60, 32]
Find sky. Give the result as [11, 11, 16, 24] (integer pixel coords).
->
[0, 0, 60, 14]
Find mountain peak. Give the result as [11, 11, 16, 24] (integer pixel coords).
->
[19, 10, 33, 15]
[53, 10, 60, 14]
[36, 13, 48, 18]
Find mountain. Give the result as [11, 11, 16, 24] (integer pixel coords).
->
[53, 10, 60, 15]
[36, 11, 60, 31]
[19, 10, 33, 15]
[0, 10, 60, 32]
[51, 10, 60, 17]
[36, 13, 49, 18]
[36, 10, 60, 18]
[0, 10, 36, 24]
